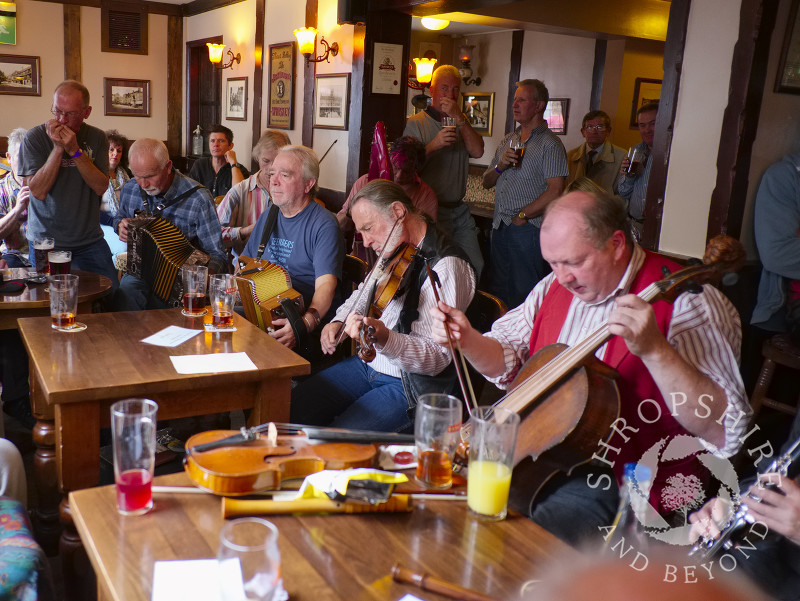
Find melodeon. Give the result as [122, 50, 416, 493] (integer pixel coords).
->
[126, 216, 210, 306]
[235, 255, 304, 331]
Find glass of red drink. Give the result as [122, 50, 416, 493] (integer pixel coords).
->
[181, 265, 208, 317]
[414, 393, 462, 489]
[48, 274, 80, 331]
[209, 274, 237, 328]
[111, 399, 158, 516]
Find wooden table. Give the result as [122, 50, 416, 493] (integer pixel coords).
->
[70, 472, 572, 601]
[17, 309, 309, 572]
[0, 268, 112, 330]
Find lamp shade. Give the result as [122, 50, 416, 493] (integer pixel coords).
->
[207, 43, 225, 64]
[413, 58, 437, 84]
[420, 17, 449, 31]
[293, 27, 317, 55]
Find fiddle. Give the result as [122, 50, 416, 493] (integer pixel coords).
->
[357, 242, 418, 361]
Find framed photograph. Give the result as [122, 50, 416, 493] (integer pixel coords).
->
[103, 78, 150, 117]
[461, 92, 494, 137]
[0, 54, 40, 96]
[226, 77, 248, 121]
[314, 73, 350, 130]
[775, 0, 800, 94]
[544, 98, 570, 135]
[630, 78, 662, 127]
[268, 42, 294, 128]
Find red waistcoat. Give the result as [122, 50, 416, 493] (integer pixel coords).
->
[529, 251, 699, 514]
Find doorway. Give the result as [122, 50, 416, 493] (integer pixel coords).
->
[186, 36, 223, 158]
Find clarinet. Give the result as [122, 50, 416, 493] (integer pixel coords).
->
[689, 434, 800, 560]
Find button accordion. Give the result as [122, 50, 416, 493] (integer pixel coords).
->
[126, 216, 210, 306]
[235, 255, 304, 331]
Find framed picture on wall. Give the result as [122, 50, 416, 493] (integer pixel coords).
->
[268, 42, 295, 128]
[103, 78, 150, 117]
[544, 98, 570, 135]
[630, 78, 662, 127]
[0, 54, 40, 96]
[775, 0, 800, 94]
[226, 77, 248, 121]
[314, 73, 350, 130]
[461, 92, 494, 137]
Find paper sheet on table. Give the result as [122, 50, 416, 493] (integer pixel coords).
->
[397, 595, 425, 601]
[170, 352, 257, 374]
[152, 559, 220, 601]
[141, 325, 203, 347]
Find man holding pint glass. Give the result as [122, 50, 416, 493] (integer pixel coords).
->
[617, 102, 659, 241]
[481, 79, 567, 309]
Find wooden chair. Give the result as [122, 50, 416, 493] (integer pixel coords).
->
[749, 333, 800, 417]
[462, 290, 508, 404]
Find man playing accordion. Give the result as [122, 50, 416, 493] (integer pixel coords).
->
[114, 138, 227, 310]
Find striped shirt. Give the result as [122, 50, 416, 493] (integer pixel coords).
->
[487, 123, 568, 228]
[617, 141, 652, 221]
[217, 173, 270, 255]
[485, 245, 749, 458]
[333, 254, 475, 379]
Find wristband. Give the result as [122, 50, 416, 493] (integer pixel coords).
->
[494, 165, 503, 175]
[308, 307, 321, 326]
[70, 148, 83, 159]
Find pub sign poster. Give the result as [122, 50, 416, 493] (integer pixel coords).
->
[268, 41, 295, 129]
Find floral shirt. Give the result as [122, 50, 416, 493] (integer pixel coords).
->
[0, 173, 28, 259]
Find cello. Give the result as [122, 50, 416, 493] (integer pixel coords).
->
[470, 235, 745, 504]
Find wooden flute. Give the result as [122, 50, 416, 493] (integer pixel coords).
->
[391, 563, 500, 601]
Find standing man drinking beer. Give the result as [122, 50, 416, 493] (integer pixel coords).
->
[481, 79, 568, 309]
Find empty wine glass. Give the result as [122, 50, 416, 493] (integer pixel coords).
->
[218, 518, 281, 601]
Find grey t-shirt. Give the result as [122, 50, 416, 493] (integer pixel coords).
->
[403, 109, 469, 206]
[19, 122, 108, 248]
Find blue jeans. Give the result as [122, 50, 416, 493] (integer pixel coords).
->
[28, 238, 118, 291]
[116, 273, 173, 311]
[489, 221, 549, 309]
[1, 253, 29, 268]
[290, 356, 413, 433]
[437, 203, 484, 281]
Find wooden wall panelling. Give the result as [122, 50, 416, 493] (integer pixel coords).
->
[505, 29, 523, 135]
[64, 4, 82, 82]
[251, 0, 266, 172]
[301, 0, 318, 148]
[167, 15, 183, 156]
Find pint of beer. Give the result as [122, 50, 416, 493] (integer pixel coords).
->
[626, 147, 644, 176]
[510, 140, 525, 168]
[48, 250, 72, 275]
[33, 237, 55, 274]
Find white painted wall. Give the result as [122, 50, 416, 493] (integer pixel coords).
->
[185, 0, 256, 164]
[312, 0, 355, 193]
[660, 0, 742, 257]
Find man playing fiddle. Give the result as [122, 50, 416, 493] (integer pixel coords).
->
[290, 179, 476, 433]
[429, 187, 749, 544]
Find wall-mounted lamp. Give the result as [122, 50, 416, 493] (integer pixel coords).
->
[207, 43, 241, 70]
[408, 57, 437, 90]
[293, 27, 339, 63]
[420, 17, 449, 30]
[458, 41, 481, 87]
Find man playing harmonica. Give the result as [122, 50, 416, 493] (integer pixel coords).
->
[290, 179, 476, 432]
[429, 188, 748, 545]
[115, 138, 226, 310]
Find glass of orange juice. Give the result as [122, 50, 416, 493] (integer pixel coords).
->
[467, 407, 520, 521]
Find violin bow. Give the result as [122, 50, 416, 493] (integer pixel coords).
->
[333, 215, 404, 347]
[425, 264, 479, 414]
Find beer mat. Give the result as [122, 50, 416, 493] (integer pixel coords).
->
[379, 445, 418, 470]
[169, 352, 257, 374]
[55, 322, 87, 332]
[142, 325, 203, 347]
[152, 560, 288, 601]
[203, 323, 237, 333]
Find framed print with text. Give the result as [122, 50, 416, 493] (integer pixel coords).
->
[372, 42, 403, 95]
[314, 73, 350, 130]
[103, 78, 150, 116]
[268, 41, 295, 128]
[226, 77, 248, 121]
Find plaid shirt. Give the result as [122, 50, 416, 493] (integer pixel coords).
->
[115, 170, 226, 273]
[0, 173, 28, 258]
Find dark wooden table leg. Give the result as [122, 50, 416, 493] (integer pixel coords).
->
[31, 417, 61, 556]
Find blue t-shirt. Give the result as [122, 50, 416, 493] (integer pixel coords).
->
[242, 200, 343, 308]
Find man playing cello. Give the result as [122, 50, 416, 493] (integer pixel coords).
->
[429, 187, 749, 545]
[290, 179, 475, 433]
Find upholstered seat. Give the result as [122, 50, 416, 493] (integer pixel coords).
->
[0, 497, 52, 600]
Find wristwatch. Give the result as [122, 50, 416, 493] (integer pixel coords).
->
[518, 210, 528, 220]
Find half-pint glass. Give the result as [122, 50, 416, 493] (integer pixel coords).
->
[414, 393, 462, 489]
